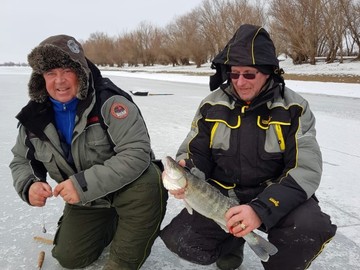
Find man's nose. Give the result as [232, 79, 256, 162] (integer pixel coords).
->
[54, 73, 66, 83]
[235, 75, 247, 85]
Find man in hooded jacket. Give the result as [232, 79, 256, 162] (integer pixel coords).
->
[160, 24, 336, 270]
[9, 35, 168, 270]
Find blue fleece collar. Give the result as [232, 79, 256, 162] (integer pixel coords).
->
[50, 97, 79, 145]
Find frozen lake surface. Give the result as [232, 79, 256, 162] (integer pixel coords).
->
[0, 67, 359, 269]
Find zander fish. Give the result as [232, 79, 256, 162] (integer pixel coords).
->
[162, 156, 278, 262]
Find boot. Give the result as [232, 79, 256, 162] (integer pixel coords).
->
[102, 259, 120, 270]
[103, 258, 140, 270]
[216, 243, 244, 270]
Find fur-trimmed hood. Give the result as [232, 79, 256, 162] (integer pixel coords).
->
[27, 34, 90, 103]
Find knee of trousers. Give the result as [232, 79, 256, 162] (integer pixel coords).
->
[52, 246, 101, 269]
[161, 233, 217, 266]
[160, 212, 220, 265]
[268, 200, 337, 249]
[264, 220, 336, 269]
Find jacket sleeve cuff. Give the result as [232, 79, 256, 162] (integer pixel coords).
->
[248, 198, 273, 231]
[22, 177, 44, 205]
[249, 186, 307, 231]
[72, 171, 88, 192]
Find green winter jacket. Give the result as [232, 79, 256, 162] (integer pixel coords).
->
[9, 35, 152, 207]
[10, 93, 152, 207]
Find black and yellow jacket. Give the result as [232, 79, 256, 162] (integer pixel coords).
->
[176, 80, 322, 230]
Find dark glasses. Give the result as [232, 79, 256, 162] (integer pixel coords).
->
[227, 72, 259, 80]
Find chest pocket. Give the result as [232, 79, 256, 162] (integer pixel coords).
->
[32, 140, 67, 180]
[208, 118, 241, 151]
[205, 106, 241, 151]
[257, 114, 291, 153]
[83, 123, 114, 164]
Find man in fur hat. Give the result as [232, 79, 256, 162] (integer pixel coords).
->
[9, 35, 168, 269]
[160, 24, 336, 270]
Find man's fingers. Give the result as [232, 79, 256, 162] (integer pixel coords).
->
[178, 160, 186, 167]
[53, 183, 63, 197]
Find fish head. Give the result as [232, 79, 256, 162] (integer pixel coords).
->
[161, 156, 187, 190]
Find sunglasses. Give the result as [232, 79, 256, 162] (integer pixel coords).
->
[227, 72, 259, 80]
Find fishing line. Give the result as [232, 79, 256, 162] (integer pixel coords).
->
[40, 200, 73, 234]
[41, 207, 47, 233]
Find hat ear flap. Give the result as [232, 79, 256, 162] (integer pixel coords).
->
[28, 72, 48, 103]
[209, 64, 230, 91]
[273, 68, 286, 97]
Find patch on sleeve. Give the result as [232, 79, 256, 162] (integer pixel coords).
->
[110, 103, 129, 119]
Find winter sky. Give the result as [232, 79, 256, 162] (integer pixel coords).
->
[0, 0, 204, 63]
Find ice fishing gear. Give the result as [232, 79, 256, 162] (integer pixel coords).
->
[37, 251, 45, 269]
[130, 90, 173, 96]
[41, 207, 46, 233]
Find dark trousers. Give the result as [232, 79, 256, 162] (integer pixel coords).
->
[52, 162, 168, 269]
[160, 197, 337, 270]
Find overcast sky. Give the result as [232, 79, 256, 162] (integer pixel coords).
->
[1, 0, 204, 63]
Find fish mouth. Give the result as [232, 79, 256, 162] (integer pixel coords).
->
[161, 156, 171, 170]
[161, 156, 187, 190]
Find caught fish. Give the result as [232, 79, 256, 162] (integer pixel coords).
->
[162, 156, 278, 262]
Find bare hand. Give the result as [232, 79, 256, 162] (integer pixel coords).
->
[29, 181, 53, 207]
[225, 204, 262, 237]
[168, 187, 186, 199]
[53, 179, 80, 204]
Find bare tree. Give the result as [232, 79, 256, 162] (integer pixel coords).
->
[197, 0, 230, 56]
[162, 11, 209, 67]
[111, 36, 125, 67]
[173, 10, 210, 67]
[82, 0, 359, 67]
[133, 21, 163, 66]
[341, 0, 360, 59]
[269, 0, 324, 64]
[117, 32, 141, 67]
[197, 0, 266, 59]
[320, 0, 347, 63]
[161, 23, 182, 66]
[83, 32, 116, 66]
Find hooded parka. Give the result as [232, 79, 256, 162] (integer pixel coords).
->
[176, 80, 321, 230]
[160, 24, 336, 270]
[177, 24, 322, 230]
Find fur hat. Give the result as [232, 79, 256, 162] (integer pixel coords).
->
[210, 24, 283, 91]
[27, 35, 90, 103]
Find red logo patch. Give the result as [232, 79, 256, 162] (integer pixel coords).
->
[111, 103, 128, 119]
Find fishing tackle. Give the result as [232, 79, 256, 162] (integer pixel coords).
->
[41, 207, 47, 233]
[37, 251, 45, 269]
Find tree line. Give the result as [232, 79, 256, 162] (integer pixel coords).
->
[82, 0, 360, 67]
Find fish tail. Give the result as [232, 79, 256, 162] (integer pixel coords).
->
[244, 232, 278, 262]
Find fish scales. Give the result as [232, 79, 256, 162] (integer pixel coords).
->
[185, 170, 238, 228]
[162, 156, 278, 262]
